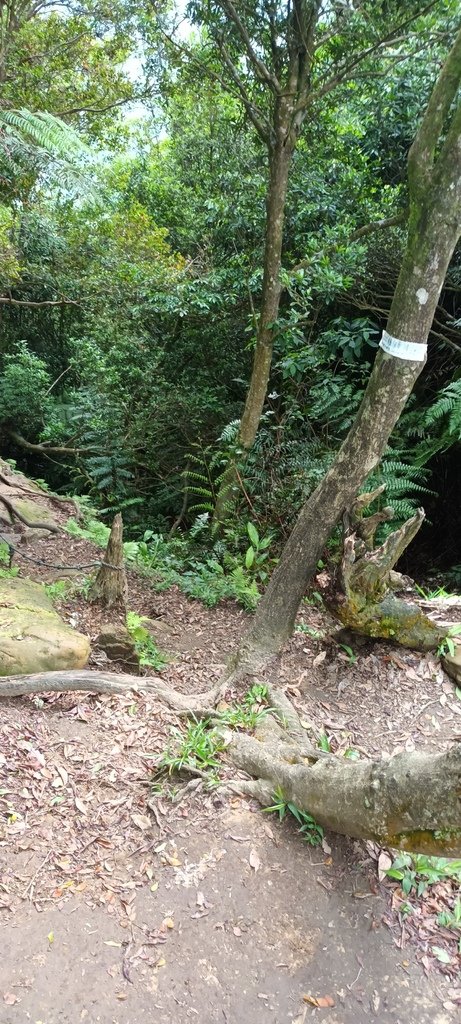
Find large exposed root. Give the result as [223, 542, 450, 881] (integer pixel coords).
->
[220, 691, 461, 856]
[0, 669, 219, 714]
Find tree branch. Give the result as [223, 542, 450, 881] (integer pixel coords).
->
[216, 0, 282, 94]
[310, 1, 441, 107]
[159, 27, 272, 144]
[290, 211, 405, 276]
[0, 295, 79, 307]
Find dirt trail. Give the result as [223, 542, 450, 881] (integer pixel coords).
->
[1, 472, 460, 1021]
[1, 802, 457, 1024]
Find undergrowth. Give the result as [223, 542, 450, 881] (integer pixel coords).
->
[126, 611, 169, 670]
[155, 685, 271, 787]
[263, 786, 324, 847]
[386, 853, 461, 958]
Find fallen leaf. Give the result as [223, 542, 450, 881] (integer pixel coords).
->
[303, 994, 335, 1008]
[249, 849, 261, 872]
[74, 797, 87, 815]
[432, 946, 452, 964]
[378, 851, 393, 881]
[313, 651, 327, 667]
[163, 917, 174, 930]
[131, 813, 151, 831]
[104, 940, 122, 948]
[3, 992, 18, 1005]
[155, 957, 166, 968]
[56, 765, 69, 786]
[115, 992, 128, 1001]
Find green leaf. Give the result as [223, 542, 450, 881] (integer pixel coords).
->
[245, 546, 255, 569]
[247, 522, 259, 548]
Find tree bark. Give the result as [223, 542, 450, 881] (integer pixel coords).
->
[225, 709, 461, 856]
[213, 136, 292, 524]
[229, 28, 461, 674]
[0, 669, 218, 712]
[89, 513, 127, 609]
[330, 498, 449, 649]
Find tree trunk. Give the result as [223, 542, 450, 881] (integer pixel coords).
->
[329, 494, 449, 649]
[229, 29, 461, 674]
[89, 513, 127, 609]
[224, 694, 461, 856]
[213, 135, 292, 526]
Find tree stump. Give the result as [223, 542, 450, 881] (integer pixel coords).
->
[330, 488, 448, 650]
[89, 513, 127, 609]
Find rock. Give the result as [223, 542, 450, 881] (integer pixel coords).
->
[96, 623, 139, 670]
[442, 642, 461, 686]
[7, 497, 59, 540]
[0, 577, 90, 676]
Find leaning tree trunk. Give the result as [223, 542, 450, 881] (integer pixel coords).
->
[229, 28, 461, 676]
[89, 513, 127, 609]
[223, 688, 461, 856]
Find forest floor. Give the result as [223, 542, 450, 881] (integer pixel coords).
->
[1, 493, 461, 1023]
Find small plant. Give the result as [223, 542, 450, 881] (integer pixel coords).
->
[0, 544, 19, 578]
[244, 522, 273, 582]
[338, 643, 358, 664]
[303, 590, 324, 608]
[218, 684, 271, 730]
[264, 786, 324, 846]
[317, 730, 331, 752]
[156, 717, 225, 784]
[126, 611, 169, 670]
[437, 624, 461, 658]
[44, 580, 69, 603]
[386, 853, 461, 897]
[415, 583, 455, 600]
[437, 896, 461, 950]
[295, 624, 325, 639]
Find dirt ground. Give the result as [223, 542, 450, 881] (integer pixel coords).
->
[1, 474, 460, 1022]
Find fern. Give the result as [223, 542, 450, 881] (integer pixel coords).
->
[0, 109, 90, 185]
[414, 379, 461, 463]
[365, 453, 434, 533]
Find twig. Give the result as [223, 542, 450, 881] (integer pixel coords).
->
[22, 850, 51, 900]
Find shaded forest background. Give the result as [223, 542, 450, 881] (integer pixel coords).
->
[1, 0, 460, 596]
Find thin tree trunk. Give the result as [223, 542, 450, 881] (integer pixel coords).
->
[229, 29, 461, 674]
[213, 136, 292, 525]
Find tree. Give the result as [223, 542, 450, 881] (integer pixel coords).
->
[229, 23, 461, 675]
[176, 1, 455, 522]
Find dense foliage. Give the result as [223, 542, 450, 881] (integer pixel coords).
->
[0, 0, 460, 586]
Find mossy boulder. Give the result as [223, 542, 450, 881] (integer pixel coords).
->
[0, 577, 90, 675]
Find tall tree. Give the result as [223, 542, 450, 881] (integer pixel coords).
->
[229, 23, 461, 675]
[174, 1, 454, 521]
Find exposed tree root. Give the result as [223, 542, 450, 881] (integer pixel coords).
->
[219, 685, 461, 856]
[0, 669, 219, 714]
[1, 666, 460, 854]
[0, 493, 62, 534]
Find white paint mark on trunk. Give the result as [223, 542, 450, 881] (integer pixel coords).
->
[416, 287, 429, 305]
